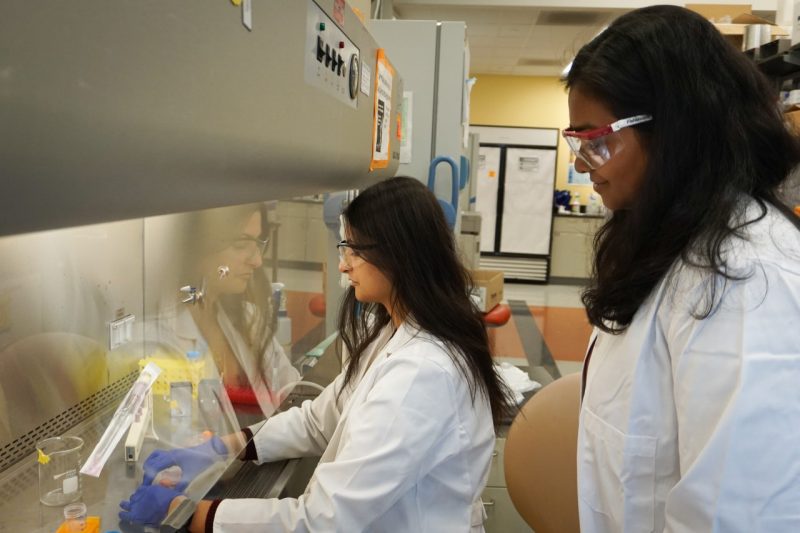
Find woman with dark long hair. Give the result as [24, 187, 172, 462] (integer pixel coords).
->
[335, 176, 511, 425]
[562, 5, 800, 532]
[122, 176, 513, 532]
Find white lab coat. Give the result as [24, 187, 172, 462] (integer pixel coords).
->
[578, 202, 800, 533]
[213, 320, 496, 532]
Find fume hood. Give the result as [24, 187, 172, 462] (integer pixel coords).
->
[0, 0, 403, 530]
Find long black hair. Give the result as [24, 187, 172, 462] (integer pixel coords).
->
[337, 176, 513, 425]
[565, 5, 800, 333]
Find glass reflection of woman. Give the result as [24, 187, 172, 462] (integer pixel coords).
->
[164, 203, 299, 416]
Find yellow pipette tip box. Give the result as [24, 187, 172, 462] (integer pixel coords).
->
[139, 350, 206, 398]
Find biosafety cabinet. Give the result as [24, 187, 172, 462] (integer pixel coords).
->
[0, 1, 402, 530]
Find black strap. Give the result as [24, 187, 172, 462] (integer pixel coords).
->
[581, 335, 598, 402]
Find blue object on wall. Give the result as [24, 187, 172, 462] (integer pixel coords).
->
[459, 155, 469, 191]
[427, 156, 459, 229]
[323, 192, 349, 232]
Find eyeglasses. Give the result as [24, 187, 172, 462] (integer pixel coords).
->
[336, 240, 378, 266]
[229, 236, 270, 260]
[562, 114, 652, 170]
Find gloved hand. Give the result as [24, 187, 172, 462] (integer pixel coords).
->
[142, 435, 228, 486]
[119, 484, 184, 526]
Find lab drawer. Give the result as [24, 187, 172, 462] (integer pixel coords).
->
[487, 437, 506, 487]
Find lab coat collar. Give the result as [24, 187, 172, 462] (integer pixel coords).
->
[382, 319, 436, 357]
[356, 320, 426, 374]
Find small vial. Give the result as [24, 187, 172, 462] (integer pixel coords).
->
[63, 501, 87, 533]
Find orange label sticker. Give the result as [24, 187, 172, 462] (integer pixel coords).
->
[370, 49, 395, 171]
[396, 112, 402, 140]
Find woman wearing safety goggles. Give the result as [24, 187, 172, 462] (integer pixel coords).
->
[562, 112, 652, 210]
[562, 114, 652, 171]
[561, 5, 800, 533]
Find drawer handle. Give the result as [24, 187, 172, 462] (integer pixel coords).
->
[483, 499, 496, 508]
[492, 451, 498, 457]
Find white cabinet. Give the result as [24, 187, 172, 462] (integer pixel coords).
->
[549, 216, 604, 280]
[482, 437, 533, 533]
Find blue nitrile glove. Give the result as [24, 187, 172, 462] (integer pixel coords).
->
[142, 435, 228, 486]
[119, 484, 185, 526]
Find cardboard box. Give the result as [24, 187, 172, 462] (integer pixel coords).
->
[686, 4, 751, 22]
[470, 269, 504, 313]
[785, 109, 800, 134]
[687, 4, 751, 49]
[687, 4, 791, 50]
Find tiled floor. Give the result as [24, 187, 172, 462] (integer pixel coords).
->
[495, 282, 591, 377]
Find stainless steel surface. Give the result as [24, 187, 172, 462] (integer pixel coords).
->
[0, 0, 402, 236]
[0, 220, 145, 466]
[0, 198, 345, 530]
[0, 391, 299, 532]
[0, 401, 139, 532]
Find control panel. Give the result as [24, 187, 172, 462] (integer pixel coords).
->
[304, 0, 359, 109]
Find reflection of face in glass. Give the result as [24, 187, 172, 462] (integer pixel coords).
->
[202, 211, 266, 301]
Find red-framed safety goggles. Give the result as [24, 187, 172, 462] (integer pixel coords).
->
[562, 114, 652, 170]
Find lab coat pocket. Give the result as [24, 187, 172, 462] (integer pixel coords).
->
[580, 408, 658, 533]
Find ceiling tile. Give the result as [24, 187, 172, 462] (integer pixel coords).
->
[498, 24, 532, 38]
[476, 34, 528, 48]
[392, 3, 629, 77]
[475, 46, 526, 59]
[466, 23, 501, 37]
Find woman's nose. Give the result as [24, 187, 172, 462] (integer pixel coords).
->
[574, 157, 590, 174]
[338, 258, 349, 273]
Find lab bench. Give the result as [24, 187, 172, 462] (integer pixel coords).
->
[0, 399, 302, 533]
[0, 330, 340, 533]
[549, 214, 605, 282]
[2, 357, 541, 533]
[483, 363, 551, 533]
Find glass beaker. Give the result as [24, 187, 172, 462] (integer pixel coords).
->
[37, 436, 84, 506]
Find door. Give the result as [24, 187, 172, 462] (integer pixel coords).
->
[476, 146, 502, 252]
[500, 148, 556, 255]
